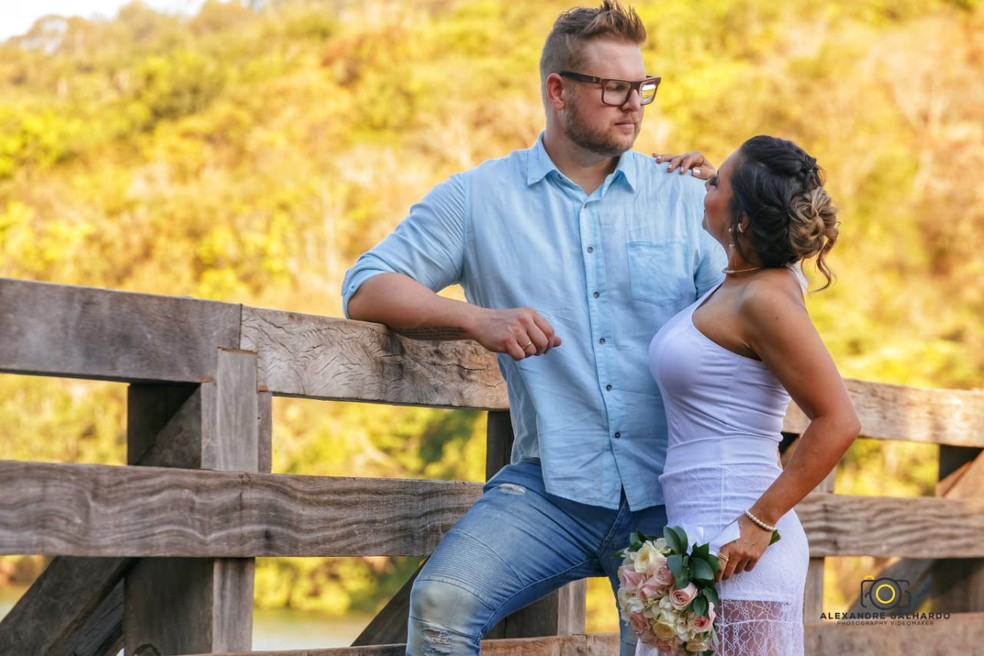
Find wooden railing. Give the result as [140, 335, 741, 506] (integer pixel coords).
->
[0, 276, 981, 656]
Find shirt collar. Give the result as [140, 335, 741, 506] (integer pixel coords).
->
[527, 132, 636, 193]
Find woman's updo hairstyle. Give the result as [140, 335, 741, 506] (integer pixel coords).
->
[728, 135, 839, 289]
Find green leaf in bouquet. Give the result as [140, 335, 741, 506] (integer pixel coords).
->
[703, 585, 720, 606]
[628, 530, 647, 551]
[770, 529, 782, 545]
[667, 553, 690, 588]
[690, 557, 716, 583]
[693, 542, 710, 559]
[664, 525, 687, 553]
[692, 594, 708, 617]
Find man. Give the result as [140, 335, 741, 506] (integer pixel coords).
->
[342, 2, 726, 654]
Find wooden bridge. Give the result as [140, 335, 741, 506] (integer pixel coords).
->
[0, 276, 982, 655]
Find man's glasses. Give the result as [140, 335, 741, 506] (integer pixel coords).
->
[558, 71, 661, 106]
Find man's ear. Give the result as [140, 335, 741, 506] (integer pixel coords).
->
[545, 72, 567, 110]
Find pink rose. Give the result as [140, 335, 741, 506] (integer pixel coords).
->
[653, 560, 675, 587]
[619, 565, 644, 591]
[688, 613, 713, 633]
[654, 639, 675, 653]
[639, 576, 671, 600]
[669, 582, 698, 610]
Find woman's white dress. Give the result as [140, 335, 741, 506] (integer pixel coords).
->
[638, 284, 809, 656]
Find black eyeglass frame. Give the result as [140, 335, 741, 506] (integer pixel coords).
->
[557, 70, 661, 106]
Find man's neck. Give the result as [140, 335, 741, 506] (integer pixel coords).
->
[542, 132, 621, 196]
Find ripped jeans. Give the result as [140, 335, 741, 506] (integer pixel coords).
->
[406, 460, 666, 656]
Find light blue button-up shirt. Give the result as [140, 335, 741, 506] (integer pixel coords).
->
[343, 135, 726, 510]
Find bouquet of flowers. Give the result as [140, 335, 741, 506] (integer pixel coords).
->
[616, 526, 720, 655]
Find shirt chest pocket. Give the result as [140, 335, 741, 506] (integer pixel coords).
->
[626, 240, 694, 306]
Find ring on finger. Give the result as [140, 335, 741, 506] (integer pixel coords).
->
[522, 340, 534, 349]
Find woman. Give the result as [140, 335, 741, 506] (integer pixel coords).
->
[640, 135, 860, 655]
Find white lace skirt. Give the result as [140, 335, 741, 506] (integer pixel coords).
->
[638, 437, 808, 656]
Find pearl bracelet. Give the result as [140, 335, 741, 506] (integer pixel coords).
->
[743, 509, 777, 533]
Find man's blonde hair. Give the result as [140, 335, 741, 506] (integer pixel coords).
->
[539, 1, 647, 103]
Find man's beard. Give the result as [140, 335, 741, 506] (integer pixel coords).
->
[564, 101, 639, 157]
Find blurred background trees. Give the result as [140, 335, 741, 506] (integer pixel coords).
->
[0, 0, 981, 633]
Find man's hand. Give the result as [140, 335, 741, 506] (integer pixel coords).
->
[471, 306, 562, 361]
[653, 151, 716, 180]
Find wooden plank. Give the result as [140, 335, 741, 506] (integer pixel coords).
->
[258, 389, 273, 473]
[204, 349, 259, 472]
[55, 580, 125, 656]
[802, 492, 984, 557]
[0, 277, 240, 383]
[783, 379, 984, 447]
[0, 556, 132, 655]
[0, 460, 482, 557]
[4, 462, 983, 559]
[240, 308, 507, 409]
[798, 492, 984, 557]
[805, 613, 984, 654]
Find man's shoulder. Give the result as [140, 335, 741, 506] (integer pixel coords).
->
[462, 145, 534, 177]
[622, 150, 705, 195]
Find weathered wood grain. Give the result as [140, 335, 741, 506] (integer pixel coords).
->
[206, 348, 259, 471]
[0, 460, 482, 557]
[798, 492, 984, 558]
[0, 278, 240, 382]
[3, 462, 981, 560]
[0, 556, 132, 655]
[56, 580, 124, 656]
[784, 378, 984, 447]
[240, 307, 507, 409]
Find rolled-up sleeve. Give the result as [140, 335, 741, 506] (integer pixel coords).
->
[341, 174, 467, 318]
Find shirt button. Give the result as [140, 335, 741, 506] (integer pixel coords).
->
[614, 432, 621, 439]
[599, 338, 606, 345]
[586, 246, 594, 253]
[593, 291, 600, 298]
[606, 384, 613, 391]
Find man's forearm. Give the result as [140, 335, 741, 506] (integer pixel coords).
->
[346, 273, 479, 340]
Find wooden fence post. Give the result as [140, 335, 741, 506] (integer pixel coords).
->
[124, 348, 260, 654]
[932, 445, 984, 612]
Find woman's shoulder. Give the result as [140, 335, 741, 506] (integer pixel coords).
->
[737, 267, 808, 320]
